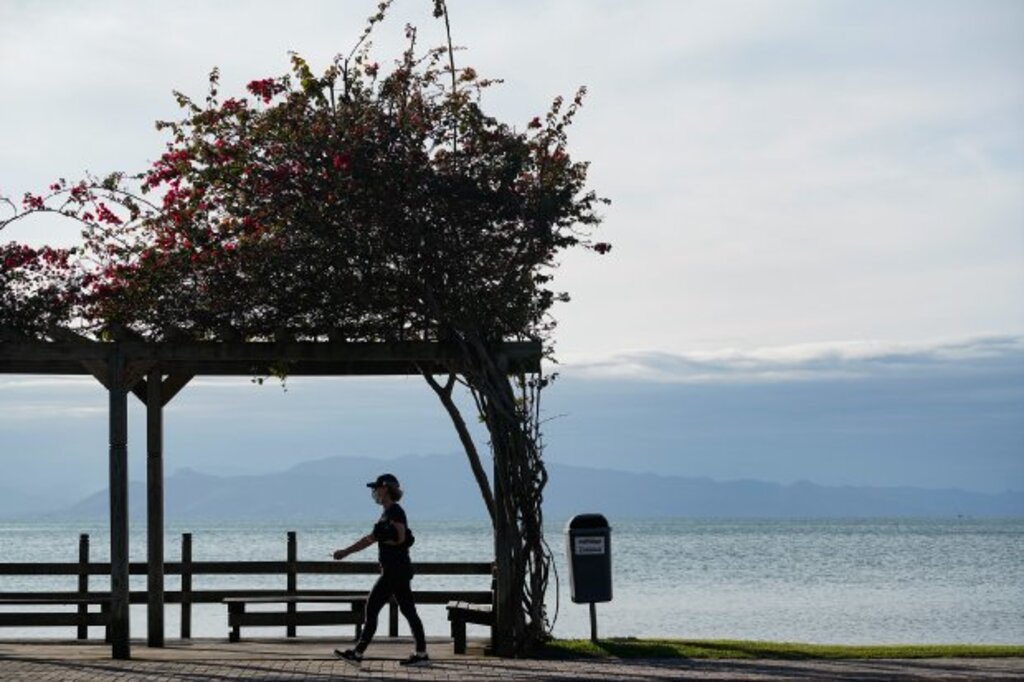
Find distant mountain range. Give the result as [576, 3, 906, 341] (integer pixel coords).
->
[5, 454, 1020, 521]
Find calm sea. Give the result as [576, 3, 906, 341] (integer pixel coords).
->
[1, 518, 1021, 644]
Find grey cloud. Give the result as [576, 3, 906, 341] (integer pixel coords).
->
[563, 335, 1024, 383]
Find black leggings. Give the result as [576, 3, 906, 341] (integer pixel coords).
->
[356, 565, 426, 652]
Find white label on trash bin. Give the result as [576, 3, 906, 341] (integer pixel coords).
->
[574, 536, 605, 555]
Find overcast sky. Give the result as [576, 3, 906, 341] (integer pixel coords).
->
[1, 1, 1022, 496]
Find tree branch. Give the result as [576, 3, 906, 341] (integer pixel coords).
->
[421, 369, 496, 524]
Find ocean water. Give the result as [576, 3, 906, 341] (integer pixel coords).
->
[0, 518, 1021, 644]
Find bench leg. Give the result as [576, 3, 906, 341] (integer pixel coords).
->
[77, 603, 88, 641]
[229, 603, 242, 643]
[102, 602, 111, 644]
[451, 618, 467, 654]
[355, 599, 365, 642]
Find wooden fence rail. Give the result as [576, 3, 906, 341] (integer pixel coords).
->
[0, 532, 493, 640]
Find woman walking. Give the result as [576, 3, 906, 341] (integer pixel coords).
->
[332, 473, 429, 666]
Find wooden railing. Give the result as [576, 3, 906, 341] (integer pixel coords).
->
[0, 532, 493, 640]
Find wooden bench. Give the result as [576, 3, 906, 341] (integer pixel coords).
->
[224, 595, 366, 642]
[446, 601, 494, 654]
[0, 596, 112, 637]
[0, 533, 496, 649]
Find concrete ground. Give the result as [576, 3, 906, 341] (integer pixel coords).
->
[0, 637, 1021, 680]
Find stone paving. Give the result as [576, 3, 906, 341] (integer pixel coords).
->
[0, 638, 1021, 681]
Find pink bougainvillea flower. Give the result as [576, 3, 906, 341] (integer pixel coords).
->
[332, 153, 351, 171]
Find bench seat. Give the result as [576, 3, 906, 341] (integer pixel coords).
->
[446, 600, 494, 654]
[0, 596, 112, 631]
[223, 595, 366, 642]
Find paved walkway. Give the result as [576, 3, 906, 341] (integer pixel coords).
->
[0, 638, 1021, 680]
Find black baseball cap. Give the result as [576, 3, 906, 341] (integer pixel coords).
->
[366, 473, 400, 489]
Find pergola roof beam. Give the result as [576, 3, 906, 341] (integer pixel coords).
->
[0, 340, 541, 376]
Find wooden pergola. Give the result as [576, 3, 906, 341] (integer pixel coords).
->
[0, 333, 540, 659]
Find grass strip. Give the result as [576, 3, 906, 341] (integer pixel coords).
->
[541, 638, 1024, 660]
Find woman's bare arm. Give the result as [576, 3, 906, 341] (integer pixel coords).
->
[332, 533, 376, 560]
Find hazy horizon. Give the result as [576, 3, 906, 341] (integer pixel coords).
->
[2, 334, 1022, 502]
[5, 451, 1021, 522]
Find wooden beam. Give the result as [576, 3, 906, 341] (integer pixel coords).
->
[146, 369, 165, 648]
[161, 373, 193, 406]
[0, 560, 493, 576]
[108, 352, 130, 660]
[125, 360, 156, 390]
[125, 360, 158, 405]
[0, 340, 541, 377]
[47, 327, 113, 385]
[82, 360, 111, 390]
[130, 378, 148, 405]
[130, 372, 193, 408]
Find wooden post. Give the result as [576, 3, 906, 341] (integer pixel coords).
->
[492, 458, 514, 656]
[108, 351, 130, 659]
[589, 602, 598, 643]
[286, 531, 297, 637]
[146, 369, 165, 647]
[180, 533, 192, 639]
[77, 534, 89, 640]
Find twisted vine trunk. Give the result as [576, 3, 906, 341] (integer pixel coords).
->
[420, 275, 550, 654]
[459, 335, 549, 656]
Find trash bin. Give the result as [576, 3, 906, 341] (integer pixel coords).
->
[565, 513, 612, 604]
